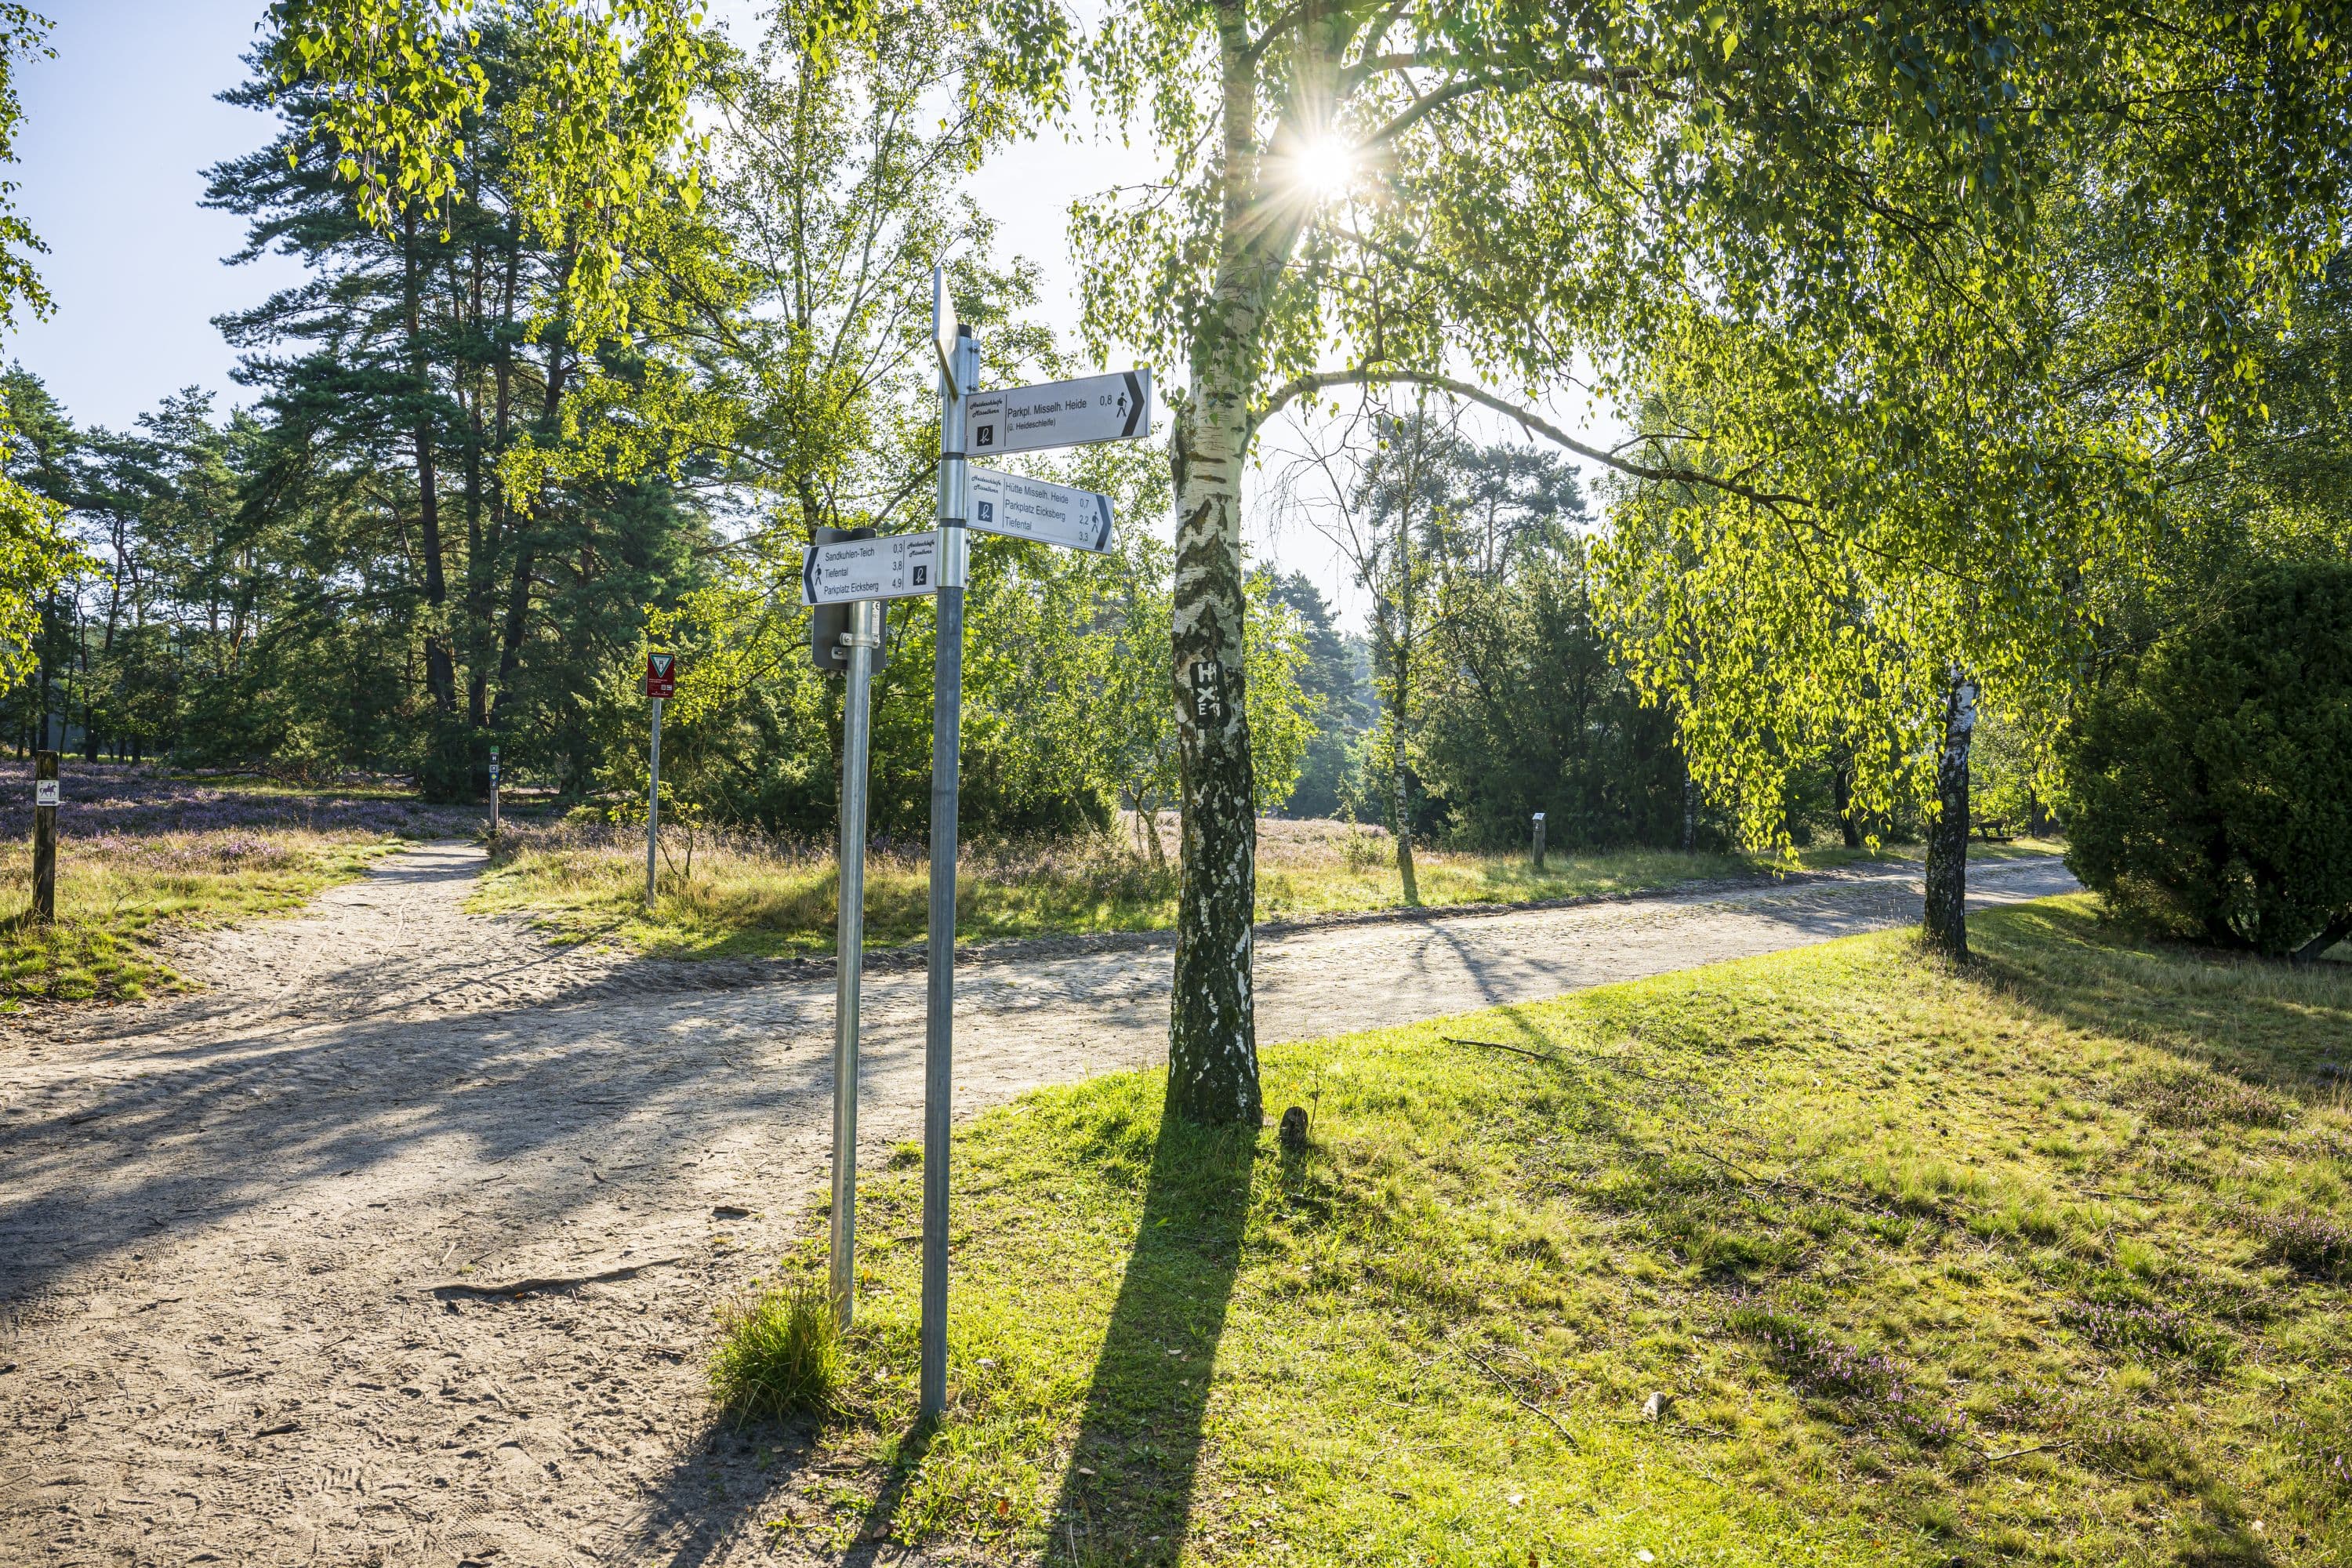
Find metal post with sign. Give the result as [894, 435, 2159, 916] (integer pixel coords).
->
[488, 744, 502, 837]
[1532, 811, 1546, 870]
[805, 264, 1149, 1421]
[803, 524, 908, 1328]
[644, 653, 677, 906]
[920, 308, 978, 1421]
[31, 751, 57, 924]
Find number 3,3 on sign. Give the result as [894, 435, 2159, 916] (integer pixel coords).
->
[645, 652, 677, 699]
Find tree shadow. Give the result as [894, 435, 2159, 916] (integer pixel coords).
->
[1044, 1114, 1258, 1566]
[1968, 899, 2352, 1092]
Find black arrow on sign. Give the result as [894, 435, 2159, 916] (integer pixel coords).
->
[1120, 371, 1145, 437]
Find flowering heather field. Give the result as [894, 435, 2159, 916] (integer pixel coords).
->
[2, 763, 479, 1010]
[0, 762, 475, 842]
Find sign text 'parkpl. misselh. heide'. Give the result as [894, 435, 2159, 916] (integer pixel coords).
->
[966, 369, 1150, 457]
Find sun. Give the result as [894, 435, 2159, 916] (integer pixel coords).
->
[1291, 136, 1356, 200]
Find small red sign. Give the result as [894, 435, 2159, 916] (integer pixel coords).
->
[644, 652, 677, 699]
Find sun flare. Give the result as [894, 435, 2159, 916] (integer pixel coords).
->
[1292, 136, 1356, 199]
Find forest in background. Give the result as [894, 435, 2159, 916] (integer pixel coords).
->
[0, 0, 1749, 859]
[3, 0, 2347, 880]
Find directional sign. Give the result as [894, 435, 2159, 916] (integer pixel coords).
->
[645, 652, 677, 699]
[967, 368, 1150, 456]
[932, 267, 955, 387]
[36, 779, 59, 808]
[802, 529, 942, 606]
[967, 466, 1115, 554]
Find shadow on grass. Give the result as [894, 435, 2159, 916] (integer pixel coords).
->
[1969, 898, 2352, 1094]
[1044, 1113, 1258, 1566]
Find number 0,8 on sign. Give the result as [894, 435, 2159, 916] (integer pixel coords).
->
[966, 368, 1151, 457]
[644, 652, 677, 699]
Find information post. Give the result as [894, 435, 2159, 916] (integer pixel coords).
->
[869, 263, 1148, 1421]
[644, 653, 677, 906]
[31, 750, 57, 924]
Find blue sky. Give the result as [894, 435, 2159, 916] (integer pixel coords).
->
[11, 0, 307, 431]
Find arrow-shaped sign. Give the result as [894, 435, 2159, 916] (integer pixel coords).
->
[967, 466, 1116, 554]
[802, 530, 943, 605]
[932, 265, 959, 395]
[967, 368, 1152, 457]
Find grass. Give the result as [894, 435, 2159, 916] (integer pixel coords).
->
[474, 816, 2061, 960]
[0, 829, 404, 1008]
[712, 1283, 846, 1421]
[746, 896, 2352, 1566]
[0, 761, 484, 1011]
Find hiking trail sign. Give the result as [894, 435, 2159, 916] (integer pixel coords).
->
[644, 652, 677, 699]
[967, 466, 1115, 554]
[966, 368, 1151, 456]
[801, 529, 942, 605]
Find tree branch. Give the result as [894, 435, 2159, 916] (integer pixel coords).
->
[1250, 368, 1811, 510]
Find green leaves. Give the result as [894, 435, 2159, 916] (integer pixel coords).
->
[263, 0, 719, 344]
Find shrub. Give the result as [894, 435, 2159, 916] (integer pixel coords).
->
[710, 1283, 844, 1421]
[2063, 561, 2352, 960]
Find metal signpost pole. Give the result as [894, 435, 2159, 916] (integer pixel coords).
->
[919, 324, 976, 1421]
[488, 744, 501, 837]
[1532, 811, 1546, 870]
[31, 750, 57, 924]
[646, 696, 663, 908]
[829, 598, 879, 1326]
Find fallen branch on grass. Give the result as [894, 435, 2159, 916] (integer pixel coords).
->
[1441, 1036, 1555, 1062]
[1971, 1439, 2077, 1468]
[1465, 1348, 1580, 1450]
[417, 1254, 683, 1298]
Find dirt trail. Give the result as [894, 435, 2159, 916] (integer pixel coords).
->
[0, 844, 2078, 1566]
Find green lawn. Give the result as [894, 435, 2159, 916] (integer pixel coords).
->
[741, 895, 2352, 1566]
[474, 818, 2059, 960]
[1, 831, 403, 1009]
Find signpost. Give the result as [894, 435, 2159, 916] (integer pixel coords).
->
[488, 744, 501, 836]
[965, 368, 1150, 457]
[644, 653, 677, 906]
[801, 528, 942, 604]
[804, 525, 888, 1326]
[31, 752, 56, 924]
[1532, 811, 1546, 870]
[967, 466, 1116, 554]
[920, 319, 978, 1421]
[798, 268, 1152, 1421]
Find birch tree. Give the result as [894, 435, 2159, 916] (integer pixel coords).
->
[1029, 0, 2352, 1063]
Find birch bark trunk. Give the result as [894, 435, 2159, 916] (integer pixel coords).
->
[1922, 672, 1977, 958]
[1163, 2, 1285, 1128]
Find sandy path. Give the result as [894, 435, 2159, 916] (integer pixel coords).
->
[0, 844, 2078, 1566]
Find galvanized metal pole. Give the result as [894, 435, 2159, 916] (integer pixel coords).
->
[920, 325, 975, 1421]
[1532, 811, 1545, 870]
[829, 598, 879, 1327]
[646, 697, 663, 907]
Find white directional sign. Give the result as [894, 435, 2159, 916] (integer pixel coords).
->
[36, 779, 59, 807]
[931, 264, 960, 394]
[967, 466, 1116, 554]
[967, 368, 1151, 456]
[803, 529, 942, 605]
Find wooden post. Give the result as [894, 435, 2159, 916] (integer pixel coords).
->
[32, 750, 57, 924]
[1531, 811, 1546, 871]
